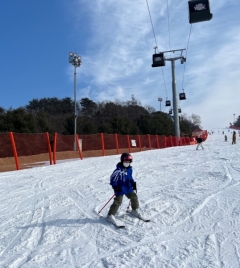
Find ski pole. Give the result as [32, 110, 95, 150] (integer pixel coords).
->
[97, 194, 115, 215]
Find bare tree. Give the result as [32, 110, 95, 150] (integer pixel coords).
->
[144, 105, 156, 114]
[182, 113, 202, 133]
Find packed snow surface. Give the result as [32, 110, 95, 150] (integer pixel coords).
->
[0, 130, 240, 267]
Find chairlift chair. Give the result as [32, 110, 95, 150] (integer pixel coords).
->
[169, 108, 172, 115]
[188, 0, 213, 24]
[178, 108, 182, 113]
[166, 100, 171, 106]
[152, 53, 165, 67]
[179, 92, 186, 100]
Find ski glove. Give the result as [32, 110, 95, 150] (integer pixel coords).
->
[113, 186, 122, 193]
[132, 182, 137, 191]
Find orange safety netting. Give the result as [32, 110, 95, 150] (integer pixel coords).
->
[13, 132, 52, 168]
[103, 133, 119, 155]
[117, 134, 130, 151]
[0, 133, 13, 158]
[158, 136, 166, 148]
[165, 136, 173, 147]
[54, 133, 76, 152]
[139, 135, 150, 151]
[128, 135, 141, 153]
[149, 135, 158, 149]
[79, 134, 102, 151]
[1, 131, 206, 172]
[13, 133, 50, 156]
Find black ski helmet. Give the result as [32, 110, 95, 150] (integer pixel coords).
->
[120, 153, 133, 163]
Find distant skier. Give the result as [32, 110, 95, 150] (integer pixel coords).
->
[107, 153, 143, 224]
[196, 136, 204, 150]
[224, 135, 227, 142]
[232, 131, 236, 144]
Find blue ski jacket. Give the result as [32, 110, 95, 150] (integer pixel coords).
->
[110, 163, 135, 196]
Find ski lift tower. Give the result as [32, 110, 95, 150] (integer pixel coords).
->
[152, 48, 186, 141]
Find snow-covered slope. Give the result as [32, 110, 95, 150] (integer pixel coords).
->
[0, 129, 240, 267]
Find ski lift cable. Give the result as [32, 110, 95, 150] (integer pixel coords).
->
[166, 0, 172, 56]
[181, 24, 193, 90]
[145, 0, 169, 99]
[145, 0, 159, 52]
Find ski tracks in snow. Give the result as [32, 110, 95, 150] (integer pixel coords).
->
[1, 134, 240, 267]
[0, 176, 51, 267]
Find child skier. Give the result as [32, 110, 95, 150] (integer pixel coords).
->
[107, 153, 143, 224]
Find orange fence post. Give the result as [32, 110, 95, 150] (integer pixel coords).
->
[127, 135, 131, 153]
[53, 132, 57, 164]
[76, 134, 83, 160]
[45, 132, 53, 165]
[138, 135, 142, 152]
[115, 133, 119, 154]
[9, 132, 20, 170]
[100, 133, 105, 156]
[156, 135, 160, 149]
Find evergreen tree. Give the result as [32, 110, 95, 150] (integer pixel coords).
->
[80, 98, 97, 117]
[0, 96, 203, 137]
[5, 108, 36, 133]
[181, 113, 202, 133]
[0, 107, 6, 133]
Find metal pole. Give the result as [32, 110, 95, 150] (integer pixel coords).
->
[158, 98, 162, 112]
[170, 59, 180, 139]
[74, 65, 77, 151]
[69, 52, 81, 151]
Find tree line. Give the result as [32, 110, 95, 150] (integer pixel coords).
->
[231, 115, 240, 128]
[0, 95, 204, 137]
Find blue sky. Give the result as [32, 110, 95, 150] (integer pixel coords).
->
[0, 0, 239, 130]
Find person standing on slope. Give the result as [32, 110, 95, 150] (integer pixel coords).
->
[107, 153, 143, 223]
[232, 131, 237, 144]
[196, 136, 204, 150]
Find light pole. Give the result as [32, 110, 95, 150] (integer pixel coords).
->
[69, 52, 82, 150]
[158, 97, 162, 112]
[233, 113, 235, 123]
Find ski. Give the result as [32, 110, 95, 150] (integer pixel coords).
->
[134, 216, 150, 222]
[127, 211, 150, 222]
[109, 221, 125, 228]
[106, 217, 125, 228]
[99, 214, 125, 228]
